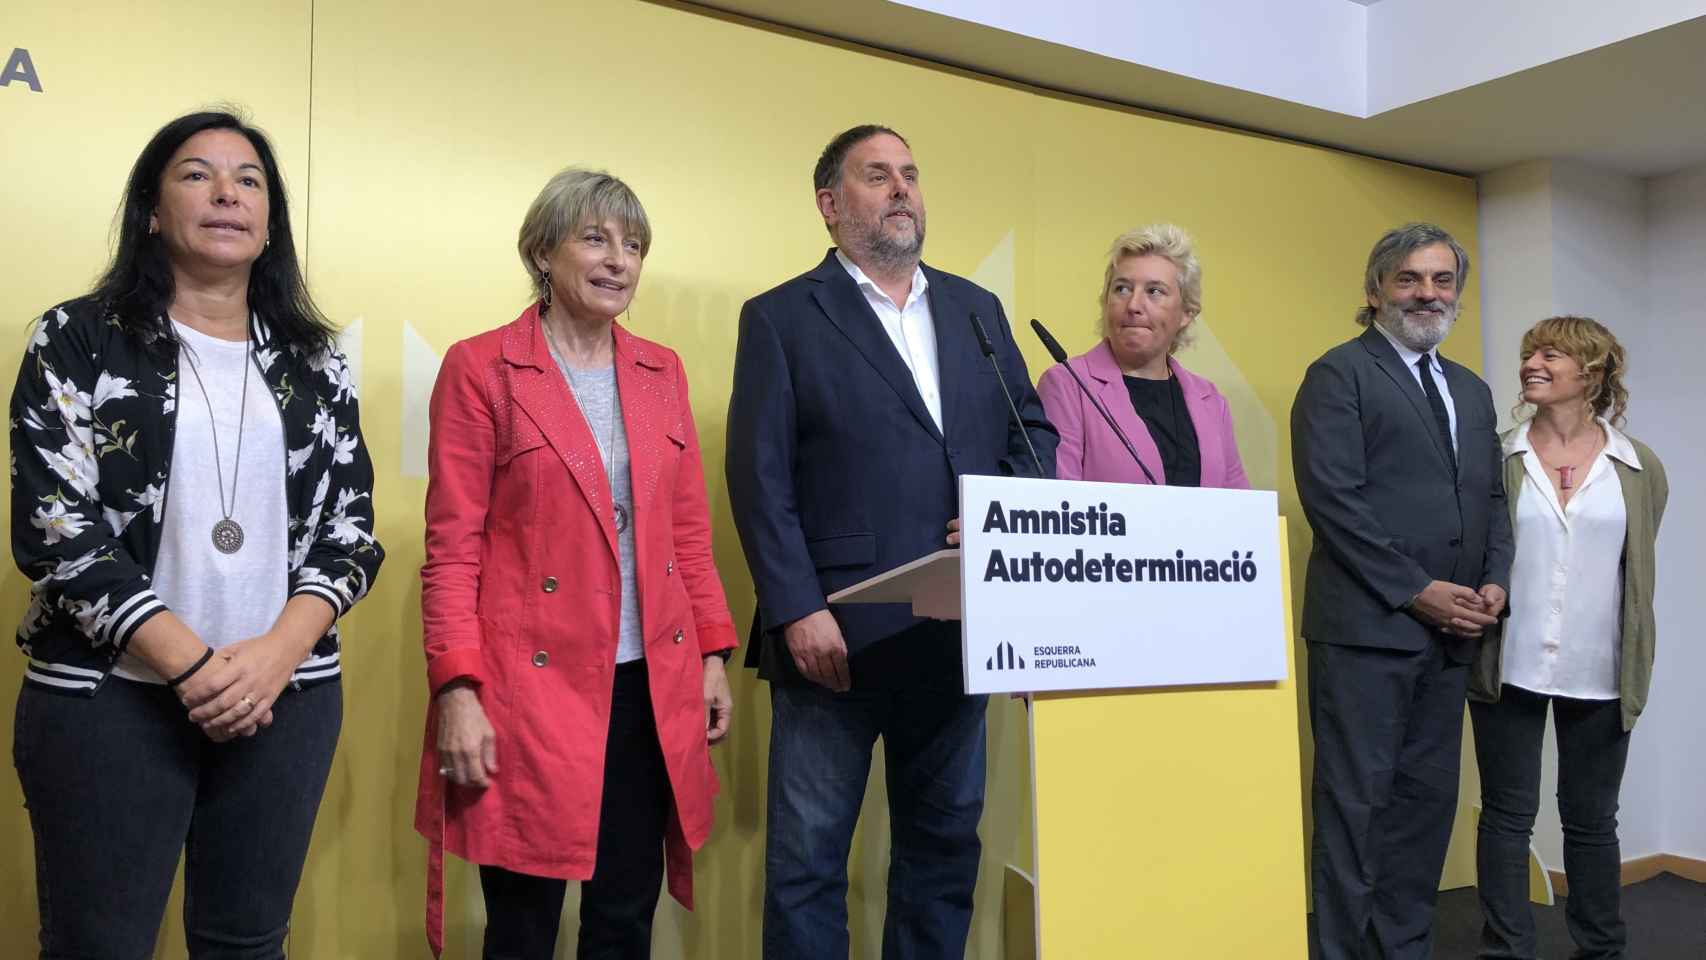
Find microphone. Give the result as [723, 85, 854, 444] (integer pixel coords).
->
[1029, 318, 1159, 485]
[969, 312, 1045, 477]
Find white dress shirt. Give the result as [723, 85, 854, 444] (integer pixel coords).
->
[1372, 322, 1457, 454]
[1501, 418, 1636, 699]
[836, 249, 943, 432]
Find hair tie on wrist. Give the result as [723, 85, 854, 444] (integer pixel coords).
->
[166, 649, 214, 688]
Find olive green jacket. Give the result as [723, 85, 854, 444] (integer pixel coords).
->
[1468, 428, 1668, 731]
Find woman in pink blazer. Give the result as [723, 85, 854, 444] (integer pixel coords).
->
[414, 169, 738, 958]
[1037, 223, 1249, 489]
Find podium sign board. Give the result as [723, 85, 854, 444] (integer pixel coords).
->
[959, 474, 1285, 695]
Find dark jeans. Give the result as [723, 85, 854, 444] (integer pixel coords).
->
[1470, 685, 1631, 960]
[479, 660, 671, 960]
[1308, 639, 1468, 960]
[12, 676, 341, 960]
[762, 681, 987, 960]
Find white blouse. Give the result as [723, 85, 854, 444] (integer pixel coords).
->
[1501, 418, 1637, 700]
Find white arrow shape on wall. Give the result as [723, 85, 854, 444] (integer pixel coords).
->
[401, 321, 443, 479]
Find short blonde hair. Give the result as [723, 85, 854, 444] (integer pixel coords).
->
[517, 168, 652, 302]
[1517, 315, 1630, 426]
[1100, 223, 1203, 352]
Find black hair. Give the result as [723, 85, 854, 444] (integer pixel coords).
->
[812, 124, 909, 192]
[90, 108, 335, 354]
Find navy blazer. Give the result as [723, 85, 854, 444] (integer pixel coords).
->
[725, 249, 1058, 686]
[1290, 326, 1514, 663]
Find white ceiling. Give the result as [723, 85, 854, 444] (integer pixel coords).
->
[690, 0, 1706, 177]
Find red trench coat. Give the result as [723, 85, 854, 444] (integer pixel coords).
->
[414, 307, 737, 954]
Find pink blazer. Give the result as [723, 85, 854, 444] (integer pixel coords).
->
[1037, 339, 1249, 488]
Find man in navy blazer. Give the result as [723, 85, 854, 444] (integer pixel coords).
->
[726, 124, 1056, 959]
[1292, 223, 1514, 960]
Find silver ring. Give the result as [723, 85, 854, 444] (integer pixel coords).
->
[438, 766, 453, 777]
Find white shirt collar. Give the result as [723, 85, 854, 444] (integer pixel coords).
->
[1372, 321, 1442, 372]
[1505, 417, 1643, 469]
[835, 249, 928, 311]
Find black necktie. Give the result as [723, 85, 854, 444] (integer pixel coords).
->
[1415, 355, 1456, 471]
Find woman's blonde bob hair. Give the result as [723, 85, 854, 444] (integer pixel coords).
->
[1099, 223, 1202, 353]
[517, 168, 652, 304]
[1516, 315, 1630, 426]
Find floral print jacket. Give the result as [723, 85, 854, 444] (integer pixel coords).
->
[9, 296, 384, 695]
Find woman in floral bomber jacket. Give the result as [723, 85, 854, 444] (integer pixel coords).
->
[8, 110, 382, 957]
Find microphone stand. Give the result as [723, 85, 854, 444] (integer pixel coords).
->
[969, 312, 1045, 477]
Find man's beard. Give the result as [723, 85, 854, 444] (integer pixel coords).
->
[842, 204, 925, 273]
[1377, 297, 1457, 352]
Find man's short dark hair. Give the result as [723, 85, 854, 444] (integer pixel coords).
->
[813, 124, 909, 192]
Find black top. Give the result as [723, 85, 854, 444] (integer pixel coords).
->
[1123, 373, 1201, 487]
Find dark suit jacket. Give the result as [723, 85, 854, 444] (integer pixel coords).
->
[1290, 326, 1514, 662]
[725, 249, 1058, 687]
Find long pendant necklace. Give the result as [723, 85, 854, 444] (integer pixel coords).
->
[592, 385, 628, 535]
[182, 341, 251, 554]
[546, 320, 628, 534]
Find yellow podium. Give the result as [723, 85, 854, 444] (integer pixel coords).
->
[1019, 522, 1307, 957]
[832, 479, 1309, 959]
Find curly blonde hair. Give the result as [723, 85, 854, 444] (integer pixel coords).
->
[1516, 315, 1629, 426]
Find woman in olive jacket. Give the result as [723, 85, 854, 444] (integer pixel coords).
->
[1467, 316, 1667, 960]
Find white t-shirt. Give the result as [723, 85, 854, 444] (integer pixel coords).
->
[1500, 418, 1634, 699]
[113, 319, 290, 683]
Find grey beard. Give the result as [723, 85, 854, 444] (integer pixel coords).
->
[843, 217, 924, 274]
[1378, 300, 1456, 352]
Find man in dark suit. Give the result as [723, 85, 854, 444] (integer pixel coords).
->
[1291, 223, 1514, 960]
[725, 124, 1056, 959]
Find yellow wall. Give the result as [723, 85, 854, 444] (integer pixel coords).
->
[1, 1, 1481, 956]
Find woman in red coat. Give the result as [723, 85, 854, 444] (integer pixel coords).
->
[415, 169, 738, 959]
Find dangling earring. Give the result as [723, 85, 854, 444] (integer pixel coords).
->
[540, 270, 552, 310]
